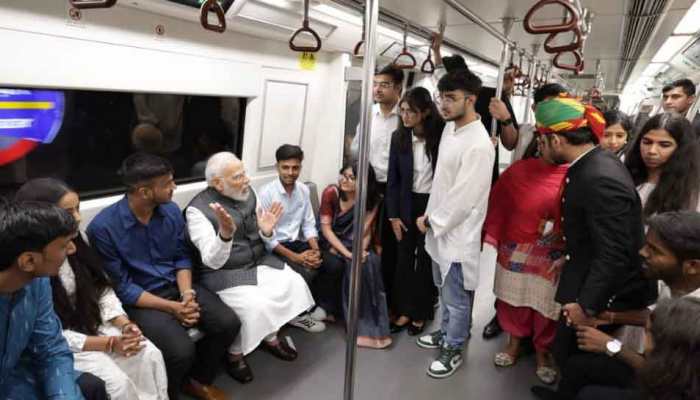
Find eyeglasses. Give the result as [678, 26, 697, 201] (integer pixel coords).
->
[434, 93, 467, 106]
[340, 174, 356, 182]
[373, 81, 394, 89]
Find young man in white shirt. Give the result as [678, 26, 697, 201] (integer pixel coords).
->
[259, 145, 344, 321]
[350, 65, 404, 307]
[414, 69, 495, 379]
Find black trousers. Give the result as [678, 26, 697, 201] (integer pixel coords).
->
[376, 182, 398, 309]
[552, 318, 619, 369]
[77, 372, 108, 400]
[576, 385, 642, 400]
[391, 193, 435, 321]
[126, 283, 241, 400]
[316, 250, 348, 317]
[557, 352, 636, 399]
[281, 240, 319, 284]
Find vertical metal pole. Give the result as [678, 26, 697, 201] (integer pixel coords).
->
[491, 42, 509, 138]
[522, 60, 537, 124]
[343, 1, 378, 399]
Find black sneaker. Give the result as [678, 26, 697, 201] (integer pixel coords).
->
[416, 330, 444, 349]
[225, 357, 254, 384]
[427, 345, 463, 379]
[482, 314, 503, 340]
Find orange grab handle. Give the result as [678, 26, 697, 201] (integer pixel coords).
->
[524, 0, 580, 34]
[393, 49, 417, 70]
[544, 28, 583, 53]
[553, 50, 584, 74]
[69, 0, 117, 9]
[200, 0, 227, 33]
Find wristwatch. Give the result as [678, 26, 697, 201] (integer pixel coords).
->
[501, 118, 513, 126]
[424, 216, 431, 228]
[605, 339, 622, 357]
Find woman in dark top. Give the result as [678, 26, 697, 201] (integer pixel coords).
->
[319, 163, 391, 349]
[385, 87, 444, 335]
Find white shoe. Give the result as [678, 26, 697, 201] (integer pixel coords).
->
[289, 314, 326, 333]
[308, 306, 328, 322]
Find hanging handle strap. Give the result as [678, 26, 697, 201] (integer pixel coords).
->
[393, 23, 417, 69]
[553, 50, 584, 73]
[524, 0, 580, 34]
[543, 27, 583, 53]
[420, 40, 435, 74]
[353, 16, 365, 56]
[69, 0, 117, 9]
[289, 0, 322, 52]
[200, 0, 227, 33]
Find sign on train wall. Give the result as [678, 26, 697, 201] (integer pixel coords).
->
[0, 89, 64, 165]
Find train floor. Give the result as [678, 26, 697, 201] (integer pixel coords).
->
[193, 247, 543, 399]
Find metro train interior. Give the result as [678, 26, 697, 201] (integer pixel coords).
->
[1, 0, 699, 399]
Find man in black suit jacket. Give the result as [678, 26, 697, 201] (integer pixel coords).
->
[533, 97, 656, 372]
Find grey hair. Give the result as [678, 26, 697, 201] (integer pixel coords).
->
[205, 152, 240, 185]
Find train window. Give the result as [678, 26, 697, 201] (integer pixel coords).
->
[0, 88, 246, 199]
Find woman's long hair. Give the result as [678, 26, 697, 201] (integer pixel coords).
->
[15, 178, 112, 335]
[339, 162, 379, 212]
[624, 113, 700, 218]
[640, 297, 700, 400]
[396, 87, 445, 174]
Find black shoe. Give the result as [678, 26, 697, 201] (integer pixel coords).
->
[225, 357, 254, 384]
[482, 315, 503, 340]
[263, 338, 298, 361]
[407, 323, 425, 336]
[390, 322, 408, 334]
[530, 386, 562, 400]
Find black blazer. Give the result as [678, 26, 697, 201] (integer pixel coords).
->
[385, 129, 440, 226]
[556, 147, 656, 313]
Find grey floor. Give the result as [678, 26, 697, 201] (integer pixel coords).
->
[199, 248, 544, 399]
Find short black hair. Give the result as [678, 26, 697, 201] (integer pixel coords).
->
[119, 152, 173, 192]
[533, 83, 568, 105]
[647, 211, 700, 262]
[662, 79, 696, 97]
[437, 69, 482, 96]
[275, 144, 304, 162]
[442, 55, 470, 74]
[0, 199, 77, 270]
[549, 127, 597, 146]
[603, 110, 634, 133]
[375, 64, 404, 86]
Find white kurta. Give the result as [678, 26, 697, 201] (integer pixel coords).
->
[185, 206, 315, 355]
[59, 261, 168, 400]
[424, 118, 495, 290]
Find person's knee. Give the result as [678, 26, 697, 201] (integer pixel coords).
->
[105, 369, 138, 400]
[76, 372, 109, 400]
[165, 339, 196, 371]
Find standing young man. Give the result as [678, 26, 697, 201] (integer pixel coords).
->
[0, 200, 105, 399]
[351, 65, 404, 302]
[533, 97, 656, 370]
[661, 78, 700, 137]
[415, 69, 495, 378]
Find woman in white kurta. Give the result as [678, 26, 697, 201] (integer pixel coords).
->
[15, 178, 168, 400]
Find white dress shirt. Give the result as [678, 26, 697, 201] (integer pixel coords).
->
[412, 134, 433, 193]
[258, 179, 318, 251]
[351, 103, 400, 183]
[425, 118, 495, 290]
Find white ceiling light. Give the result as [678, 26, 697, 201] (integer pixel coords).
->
[652, 35, 692, 62]
[674, 0, 700, 35]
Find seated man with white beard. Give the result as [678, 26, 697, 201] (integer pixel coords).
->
[184, 151, 318, 384]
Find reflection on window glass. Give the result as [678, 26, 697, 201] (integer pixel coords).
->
[0, 88, 246, 198]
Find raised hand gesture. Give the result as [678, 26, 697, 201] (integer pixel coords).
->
[257, 201, 283, 237]
[209, 202, 236, 240]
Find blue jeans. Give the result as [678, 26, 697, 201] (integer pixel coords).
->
[432, 262, 475, 349]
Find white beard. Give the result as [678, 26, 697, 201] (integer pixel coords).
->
[222, 183, 250, 202]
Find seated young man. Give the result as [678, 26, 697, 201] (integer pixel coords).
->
[532, 211, 700, 400]
[86, 153, 240, 400]
[0, 200, 107, 400]
[259, 144, 343, 321]
[185, 151, 320, 384]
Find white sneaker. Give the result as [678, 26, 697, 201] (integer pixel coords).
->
[289, 314, 326, 333]
[308, 306, 328, 322]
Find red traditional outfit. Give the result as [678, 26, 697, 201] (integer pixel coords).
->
[484, 157, 567, 351]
